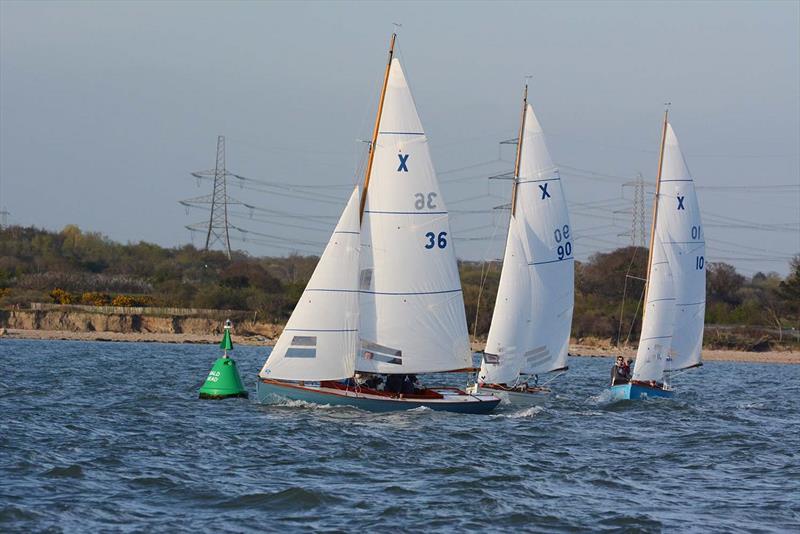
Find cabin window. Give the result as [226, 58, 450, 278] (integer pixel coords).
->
[286, 336, 317, 358]
[360, 340, 402, 365]
[484, 353, 500, 364]
[525, 346, 550, 367]
[359, 269, 373, 290]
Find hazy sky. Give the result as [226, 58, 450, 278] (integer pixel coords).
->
[1, 1, 798, 275]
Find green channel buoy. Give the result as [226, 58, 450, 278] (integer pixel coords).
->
[199, 320, 248, 400]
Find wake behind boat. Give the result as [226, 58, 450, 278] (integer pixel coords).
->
[609, 109, 705, 401]
[257, 33, 499, 414]
[472, 82, 574, 405]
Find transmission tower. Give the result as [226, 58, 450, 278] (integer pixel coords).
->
[632, 173, 646, 247]
[0, 208, 8, 228]
[180, 136, 241, 260]
[617, 173, 647, 246]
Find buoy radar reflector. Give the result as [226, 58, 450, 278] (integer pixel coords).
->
[199, 319, 248, 399]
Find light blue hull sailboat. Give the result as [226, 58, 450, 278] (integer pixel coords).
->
[609, 383, 674, 401]
[607, 111, 705, 401]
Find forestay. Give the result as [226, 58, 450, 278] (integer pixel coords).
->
[358, 58, 472, 374]
[259, 188, 361, 381]
[513, 104, 574, 374]
[480, 217, 531, 384]
[659, 124, 705, 371]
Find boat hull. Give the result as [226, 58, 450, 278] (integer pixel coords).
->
[475, 386, 549, 406]
[257, 379, 500, 414]
[609, 383, 673, 401]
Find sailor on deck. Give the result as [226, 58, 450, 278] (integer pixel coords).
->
[611, 356, 631, 385]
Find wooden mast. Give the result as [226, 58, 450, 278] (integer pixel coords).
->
[359, 33, 397, 222]
[510, 82, 528, 217]
[641, 108, 670, 316]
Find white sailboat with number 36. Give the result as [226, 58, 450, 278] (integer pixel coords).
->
[256, 34, 500, 414]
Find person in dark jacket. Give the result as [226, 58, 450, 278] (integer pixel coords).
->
[611, 356, 630, 385]
[401, 374, 418, 396]
[385, 374, 404, 394]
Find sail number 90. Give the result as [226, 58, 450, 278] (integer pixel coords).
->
[554, 225, 572, 260]
[424, 231, 447, 249]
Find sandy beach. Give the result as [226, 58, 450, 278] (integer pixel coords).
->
[3, 328, 798, 364]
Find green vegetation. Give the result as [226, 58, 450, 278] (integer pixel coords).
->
[1, 225, 798, 349]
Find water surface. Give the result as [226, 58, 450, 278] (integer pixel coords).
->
[1, 340, 798, 532]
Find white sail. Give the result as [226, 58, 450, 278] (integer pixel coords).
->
[660, 124, 705, 370]
[259, 188, 360, 381]
[357, 58, 471, 374]
[514, 104, 574, 374]
[632, 221, 677, 383]
[479, 217, 531, 384]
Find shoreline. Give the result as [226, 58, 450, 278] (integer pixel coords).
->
[2, 329, 798, 364]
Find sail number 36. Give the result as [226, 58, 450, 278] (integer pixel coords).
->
[414, 192, 438, 210]
[424, 231, 447, 249]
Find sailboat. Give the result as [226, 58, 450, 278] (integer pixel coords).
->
[256, 34, 500, 414]
[470, 83, 574, 405]
[609, 110, 706, 400]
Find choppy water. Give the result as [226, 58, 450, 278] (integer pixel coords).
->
[1, 339, 798, 532]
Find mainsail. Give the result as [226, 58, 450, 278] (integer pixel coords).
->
[514, 104, 574, 374]
[631, 118, 705, 382]
[259, 188, 361, 381]
[357, 58, 472, 374]
[480, 98, 574, 383]
[660, 124, 706, 371]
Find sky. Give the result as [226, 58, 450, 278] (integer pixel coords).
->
[1, 0, 798, 276]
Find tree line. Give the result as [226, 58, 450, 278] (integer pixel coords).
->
[1, 225, 797, 349]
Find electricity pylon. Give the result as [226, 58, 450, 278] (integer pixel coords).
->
[181, 136, 241, 260]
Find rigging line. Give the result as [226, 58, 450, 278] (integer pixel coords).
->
[472, 213, 505, 340]
[624, 278, 646, 349]
[616, 246, 640, 347]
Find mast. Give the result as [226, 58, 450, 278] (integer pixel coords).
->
[359, 33, 397, 221]
[641, 108, 670, 317]
[510, 82, 528, 216]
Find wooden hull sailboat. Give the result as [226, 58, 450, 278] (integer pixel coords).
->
[256, 34, 500, 414]
[475, 83, 574, 405]
[258, 379, 500, 414]
[609, 110, 705, 401]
